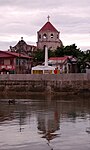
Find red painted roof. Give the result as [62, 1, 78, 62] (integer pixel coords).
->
[0, 51, 32, 59]
[49, 56, 69, 61]
[39, 21, 59, 32]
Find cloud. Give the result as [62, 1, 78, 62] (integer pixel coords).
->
[0, 0, 90, 50]
[0, 0, 89, 9]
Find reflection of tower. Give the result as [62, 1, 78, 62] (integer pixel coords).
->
[18, 105, 27, 132]
[37, 109, 60, 143]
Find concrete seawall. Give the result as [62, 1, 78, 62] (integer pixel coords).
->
[0, 73, 90, 96]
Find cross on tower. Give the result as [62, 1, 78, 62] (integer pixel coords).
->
[47, 15, 50, 22]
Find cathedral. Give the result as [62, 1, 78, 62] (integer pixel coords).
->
[10, 37, 37, 56]
[37, 16, 63, 51]
[10, 17, 63, 54]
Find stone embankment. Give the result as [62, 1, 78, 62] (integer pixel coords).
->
[0, 73, 90, 96]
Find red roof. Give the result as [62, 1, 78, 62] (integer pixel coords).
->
[39, 21, 59, 32]
[0, 51, 32, 59]
[49, 56, 69, 61]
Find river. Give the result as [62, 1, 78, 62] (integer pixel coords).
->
[0, 94, 90, 150]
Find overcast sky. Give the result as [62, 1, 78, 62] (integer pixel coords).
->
[0, 0, 90, 51]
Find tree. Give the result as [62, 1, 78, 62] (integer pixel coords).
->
[48, 49, 55, 58]
[54, 44, 83, 58]
[55, 46, 64, 57]
[34, 49, 44, 64]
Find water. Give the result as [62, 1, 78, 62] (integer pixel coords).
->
[0, 94, 90, 150]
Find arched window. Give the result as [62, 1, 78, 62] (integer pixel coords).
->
[43, 33, 47, 39]
[51, 33, 53, 38]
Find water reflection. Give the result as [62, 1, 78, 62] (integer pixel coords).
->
[37, 102, 60, 144]
[0, 94, 90, 150]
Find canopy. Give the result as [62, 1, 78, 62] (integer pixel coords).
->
[32, 65, 55, 70]
[31, 65, 55, 74]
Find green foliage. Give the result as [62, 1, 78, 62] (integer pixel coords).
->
[34, 49, 44, 62]
[55, 46, 64, 57]
[34, 44, 85, 61]
[55, 44, 82, 58]
[34, 49, 55, 62]
[34, 45, 90, 72]
[48, 49, 55, 58]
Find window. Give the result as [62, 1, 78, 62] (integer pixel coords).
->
[51, 34, 53, 38]
[43, 33, 47, 39]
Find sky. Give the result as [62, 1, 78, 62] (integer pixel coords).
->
[0, 0, 90, 51]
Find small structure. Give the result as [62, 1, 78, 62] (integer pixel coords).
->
[31, 65, 55, 74]
[48, 56, 78, 73]
[31, 46, 55, 74]
[0, 50, 32, 74]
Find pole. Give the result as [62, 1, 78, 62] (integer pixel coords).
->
[45, 46, 48, 66]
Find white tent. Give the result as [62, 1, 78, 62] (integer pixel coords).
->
[31, 65, 55, 74]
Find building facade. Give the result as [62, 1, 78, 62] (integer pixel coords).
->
[37, 17, 63, 51]
[10, 37, 37, 56]
[48, 56, 78, 73]
[0, 51, 32, 74]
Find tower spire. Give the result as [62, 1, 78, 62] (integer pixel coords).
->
[47, 15, 50, 22]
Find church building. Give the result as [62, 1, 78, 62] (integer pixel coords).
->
[10, 37, 37, 56]
[37, 16, 63, 51]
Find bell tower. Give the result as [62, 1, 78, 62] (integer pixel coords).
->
[37, 16, 63, 51]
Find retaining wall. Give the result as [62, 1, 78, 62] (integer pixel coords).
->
[0, 73, 90, 95]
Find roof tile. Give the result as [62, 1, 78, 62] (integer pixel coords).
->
[39, 21, 59, 32]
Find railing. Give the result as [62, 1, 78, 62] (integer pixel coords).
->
[0, 65, 15, 70]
